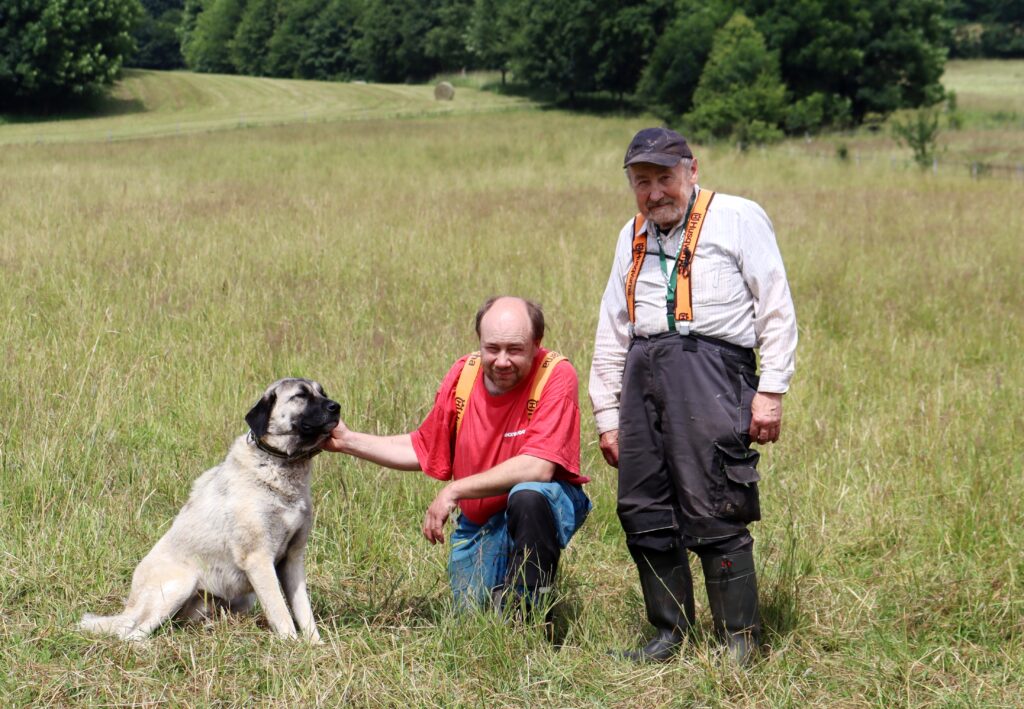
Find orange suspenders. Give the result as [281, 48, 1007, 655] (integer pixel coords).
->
[454, 350, 567, 437]
[623, 190, 716, 325]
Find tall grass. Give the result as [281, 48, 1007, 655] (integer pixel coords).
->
[1, 97, 1022, 705]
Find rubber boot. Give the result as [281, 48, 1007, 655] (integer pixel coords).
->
[702, 550, 761, 666]
[617, 545, 695, 662]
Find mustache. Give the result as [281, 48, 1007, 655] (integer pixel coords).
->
[646, 199, 676, 209]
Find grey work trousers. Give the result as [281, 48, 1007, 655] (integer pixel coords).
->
[617, 331, 762, 551]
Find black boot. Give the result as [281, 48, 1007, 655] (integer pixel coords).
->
[617, 545, 695, 662]
[702, 551, 761, 666]
[497, 490, 561, 626]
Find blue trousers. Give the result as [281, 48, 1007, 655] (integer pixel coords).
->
[447, 481, 591, 608]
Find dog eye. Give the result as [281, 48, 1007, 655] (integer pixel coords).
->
[291, 392, 308, 401]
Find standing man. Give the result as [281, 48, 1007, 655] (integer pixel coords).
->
[324, 296, 590, 615]
[590, 128, 797, 664]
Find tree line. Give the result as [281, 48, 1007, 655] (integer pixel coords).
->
[2, 0, 1021, 136]
[98, 0, 957, 137]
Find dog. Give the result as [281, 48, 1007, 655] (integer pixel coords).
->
[79, 378, 340, 642]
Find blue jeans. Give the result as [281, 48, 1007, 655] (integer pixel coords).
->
[447, 481, 591, 608]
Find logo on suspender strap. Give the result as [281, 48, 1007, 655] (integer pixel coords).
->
[453, 350, 567, 438]
[623, 190, 716, 325]
[453, 352, 481, 435]
[624, 214, 648, 324]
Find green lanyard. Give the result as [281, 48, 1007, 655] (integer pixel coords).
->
[655, 189, 698, 331]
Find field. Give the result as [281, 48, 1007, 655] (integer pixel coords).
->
[0, 69, 531, 145]
[1, 62, 1022, 706]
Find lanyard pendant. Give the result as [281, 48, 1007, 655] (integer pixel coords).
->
[674, 319, 690, 336]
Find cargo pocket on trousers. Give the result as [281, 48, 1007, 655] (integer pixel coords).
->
[713, 443, 762, 523]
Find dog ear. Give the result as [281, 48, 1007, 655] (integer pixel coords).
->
[245, 392, 276, 439]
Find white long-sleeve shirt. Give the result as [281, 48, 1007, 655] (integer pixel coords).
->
[589, 187, 798, 434]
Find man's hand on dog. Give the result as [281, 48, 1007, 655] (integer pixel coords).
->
[423, 485, 458, 544]
[320, 420, 351, 453]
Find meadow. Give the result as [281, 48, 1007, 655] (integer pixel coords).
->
[0, 62, 1022, 707]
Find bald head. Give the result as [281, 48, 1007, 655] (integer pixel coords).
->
[475, 296, 544, 395]
[475, 296, 545, 344]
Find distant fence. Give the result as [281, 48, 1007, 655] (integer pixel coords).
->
[784, 146, 1024, 182]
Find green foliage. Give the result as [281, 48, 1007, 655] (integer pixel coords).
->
[232, 0, 276, 75]
[749, 0, 866, 126]
[507, 0, 672, 101]
[682, 11, 786, 147]
[0, 0, 141, 109]
[300, 0, 363, 80]
[178, 0, 203, 64]
[266, 0, 325, 78]
[424, 0, 474, 71]
[353, 0, 443, 82]
[508, 0, 601, 99]
[948, 0, 1024, 58]
[591, 0, 673, 98]
[852, 0, 948, 118]
[468, 0, 515, 83]
[891, 108, 942, 168]
[129, 0, 185, 69]
[184, 0, 245, 73]
[643, 0, 946, 131]
[637, 0, 732, 119]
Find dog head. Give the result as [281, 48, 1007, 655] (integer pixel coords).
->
[245, 378, 341, 458]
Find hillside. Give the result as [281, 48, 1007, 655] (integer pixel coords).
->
[0, 70, 533, 145]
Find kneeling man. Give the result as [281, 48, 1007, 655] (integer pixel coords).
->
[323, 296, 590, 613]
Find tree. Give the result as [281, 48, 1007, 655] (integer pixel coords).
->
[266, 0, 325, 78]
[637, 0, 733, 119]
[641, 0, 946, 130]
[353, 0, 442, 82]
[593, 0, 673, 99]
[851, 0, 947, 118]
[231, 0, 275, 75]
[746, 0, 946, 123]
[682, 11, 786, 146]
[508, 0, 602, 101]
[424, 0, 474, 72]
[299, 0, 363, 80]
[183, 0, 246, 73]
[0, 0, 141, 110]
[129, 0, 185, 69]
[468, 0, 516, 84]
[948, 0, 1024, 58]
[178, 0, 204, 64]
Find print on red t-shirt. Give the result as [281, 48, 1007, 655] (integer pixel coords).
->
[410, 348, 585, 525]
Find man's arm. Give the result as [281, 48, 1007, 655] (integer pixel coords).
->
[739, 202, 797, 445]
[422, 454, 555, 544]
[321, 420, 421, 471]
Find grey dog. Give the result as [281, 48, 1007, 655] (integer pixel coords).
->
[79, 378, 340, 642]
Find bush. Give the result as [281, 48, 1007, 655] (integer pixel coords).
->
[682, 11, 786, 148]
[891, 109, 941, 169]
[0, 0, 141, 110]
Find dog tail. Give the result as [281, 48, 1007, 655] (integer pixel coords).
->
[78, 612, 137, 639]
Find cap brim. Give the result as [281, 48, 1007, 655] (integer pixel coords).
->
[623, 152, 685, 168]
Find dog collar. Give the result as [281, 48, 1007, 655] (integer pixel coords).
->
[247, 430, 321, 463]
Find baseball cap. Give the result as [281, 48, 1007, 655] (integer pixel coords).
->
[623, 127, 693, 168]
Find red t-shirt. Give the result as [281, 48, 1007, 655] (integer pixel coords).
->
[410, 348, 586, 525]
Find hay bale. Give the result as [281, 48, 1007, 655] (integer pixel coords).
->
[434, 81, 455, 101]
